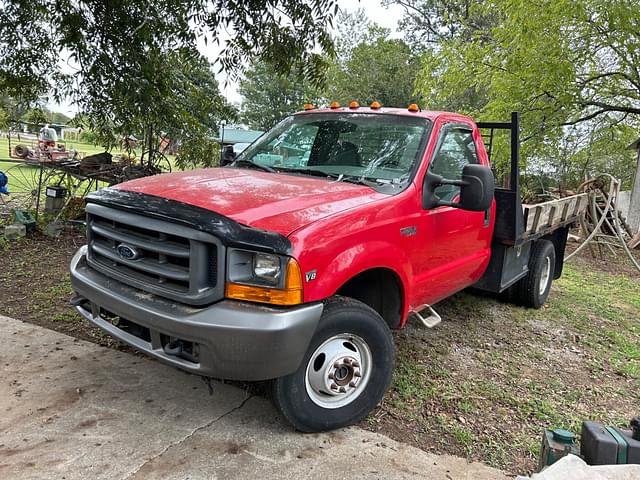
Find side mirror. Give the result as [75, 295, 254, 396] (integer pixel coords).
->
[422, 164, 495, 211]
[459, 164, 495, 211]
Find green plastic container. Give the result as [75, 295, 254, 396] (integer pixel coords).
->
[12, 209, 36, 231]
[539, 428, 580, 471]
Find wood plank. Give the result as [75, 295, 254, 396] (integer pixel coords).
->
[521, 192, 589, 236]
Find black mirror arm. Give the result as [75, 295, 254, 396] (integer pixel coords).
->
[435, 178, 470, 208]
[439, 178, 469, 187]
[434, 199, 462, 208]
[423, 174, 470, 210]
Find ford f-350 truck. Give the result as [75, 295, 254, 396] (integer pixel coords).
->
[70, 106, 587, 432]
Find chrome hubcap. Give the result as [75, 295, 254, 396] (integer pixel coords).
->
[305, 333, 372, 409]
[539, 256, 551, 295]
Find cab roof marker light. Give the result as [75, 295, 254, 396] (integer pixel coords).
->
[370, 101, 381, 110]
[349, 100, 360, 109]
[330, 101, 340, 109]
[303, 103, 314, 110]
[408, 103, 420, 112]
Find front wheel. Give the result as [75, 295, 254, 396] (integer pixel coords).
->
[270, 297, 395, 432]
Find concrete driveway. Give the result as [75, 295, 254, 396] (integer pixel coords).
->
[0, 315, 508, 479]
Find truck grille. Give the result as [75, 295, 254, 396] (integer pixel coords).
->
[85, 203, 224, 306]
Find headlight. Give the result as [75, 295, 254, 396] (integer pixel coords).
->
[225, 249, 303, 305]
[253, 253, 281, 283]
[227, 249, 283, 287]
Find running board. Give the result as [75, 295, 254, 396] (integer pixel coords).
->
[411, 304, 442, 328]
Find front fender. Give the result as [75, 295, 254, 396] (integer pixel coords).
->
[300, 240, 413, 324]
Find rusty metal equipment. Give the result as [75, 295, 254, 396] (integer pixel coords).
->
[2, 129, 169, 223]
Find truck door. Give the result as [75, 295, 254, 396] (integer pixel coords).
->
[411, 122, 494, 305]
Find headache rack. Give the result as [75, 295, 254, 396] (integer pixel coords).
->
[474, 113, 588, 293]
[477, 112, 587, 246]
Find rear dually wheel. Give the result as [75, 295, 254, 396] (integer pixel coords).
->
[515, 239, 556, 308]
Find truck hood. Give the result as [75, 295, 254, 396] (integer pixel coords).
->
[115, 168, 386, 236]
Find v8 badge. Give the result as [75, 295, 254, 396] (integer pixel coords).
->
[305, 270, 317, 282]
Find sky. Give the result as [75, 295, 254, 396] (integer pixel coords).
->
[50, 0, 407, 115]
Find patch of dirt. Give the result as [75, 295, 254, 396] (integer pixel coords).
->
[565, 241, 640, 278]
[0, 228, 126, 350]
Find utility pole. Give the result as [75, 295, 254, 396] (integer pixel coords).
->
[627, 138, 640, 235]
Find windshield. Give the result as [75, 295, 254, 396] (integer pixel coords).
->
[236, 113, 431, 192]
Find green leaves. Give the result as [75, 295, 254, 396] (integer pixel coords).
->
[406, 0, 640, 189]
[326, 10, 420, 108]
[0, 0, 338, 169]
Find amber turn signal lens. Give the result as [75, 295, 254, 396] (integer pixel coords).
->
[303, 103, 314, 110]
[330, 101, 340, 109]
[407, 103, 419, 112]
[225, 258, 303, 306]
[370, 101, 381, 109]
[349, 100, 359, 109]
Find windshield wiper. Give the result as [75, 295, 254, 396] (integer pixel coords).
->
[272, 166, 337, 178]
[336, 174, 394, 187]
[335, 174, 375, 187]
[268, 166, 398, 189]
[275, 167, 389, 188]
[232, 159, 276, 173]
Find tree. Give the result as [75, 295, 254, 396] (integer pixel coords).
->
[406, 0, 640, 188]
[22, 107, 48, 131]
[328, 34, 419, 107]
[384, 0, 497, 49]
[239, 61, 322, 130]
[0, 0, 338, 167]
[80, 49, 236, 169]
[386, 0, 497, 113]
[49, 111, 71, 125]
[0, 105, 8, 130]
[326, 10, 420, 107]
[332, 9, 371, 61]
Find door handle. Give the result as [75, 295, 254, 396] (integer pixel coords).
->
[484, 208, 490, 227]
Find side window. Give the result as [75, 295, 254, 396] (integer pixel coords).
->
[429, 127, 479, 201]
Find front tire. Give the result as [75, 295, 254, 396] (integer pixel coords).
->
[271, 297, 395, 432]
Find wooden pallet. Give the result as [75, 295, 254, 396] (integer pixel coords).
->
[522, 193, 589, 238]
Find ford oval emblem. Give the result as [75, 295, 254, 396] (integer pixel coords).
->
[116, 243, 140, 260]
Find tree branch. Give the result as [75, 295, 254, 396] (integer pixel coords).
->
[561, 109, 610, 126]
[580, 101, 640, 115]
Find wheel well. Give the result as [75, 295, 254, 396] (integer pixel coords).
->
[335, 268, 403, 328]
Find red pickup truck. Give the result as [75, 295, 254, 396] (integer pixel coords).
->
[70, 106, 583, 432]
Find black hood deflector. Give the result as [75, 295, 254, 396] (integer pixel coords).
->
[85, 188, 292, 255]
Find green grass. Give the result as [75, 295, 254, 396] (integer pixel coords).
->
[0, 135, 109, 162]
